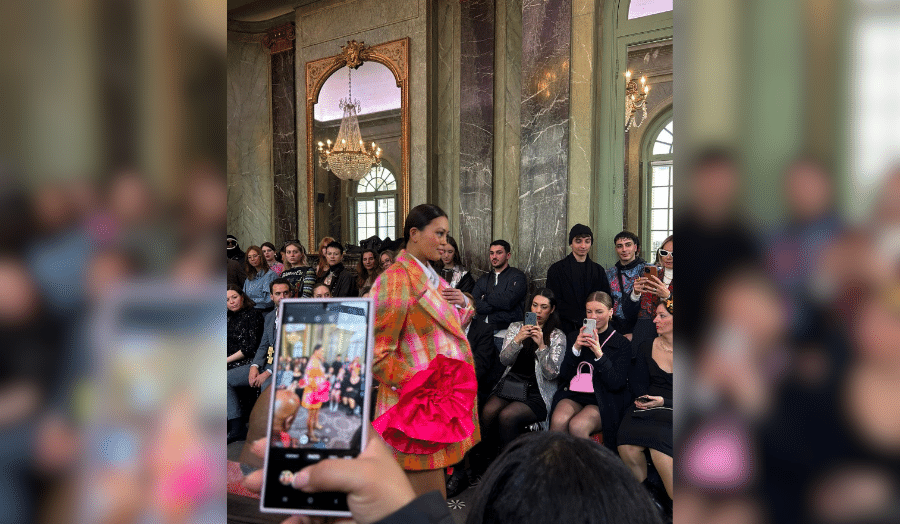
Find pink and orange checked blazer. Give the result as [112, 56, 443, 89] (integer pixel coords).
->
[370, 249, 480, 470]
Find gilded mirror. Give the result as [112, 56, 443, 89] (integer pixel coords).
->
[306, 38, 409, 250]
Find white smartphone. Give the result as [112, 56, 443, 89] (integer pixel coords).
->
[260, 297, 375, 517]
[583, 318, 597, 338]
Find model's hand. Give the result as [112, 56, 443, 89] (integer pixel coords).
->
[441, 287, 466, 306]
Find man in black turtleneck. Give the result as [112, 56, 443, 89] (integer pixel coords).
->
[546, 224, 611, 335]
[321, 241, 358, 297]
[605, 231, 646, 337]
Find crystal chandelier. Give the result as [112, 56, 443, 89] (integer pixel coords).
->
[317, 67, 381, 181]
[624, 70, 650, 131]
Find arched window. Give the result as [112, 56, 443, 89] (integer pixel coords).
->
[646, 119, 673, 254]
[353, 165, 398, 243]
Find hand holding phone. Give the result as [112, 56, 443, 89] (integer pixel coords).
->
[643, 266, 659, 279]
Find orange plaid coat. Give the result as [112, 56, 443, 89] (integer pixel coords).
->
[371, 249, 480, 470]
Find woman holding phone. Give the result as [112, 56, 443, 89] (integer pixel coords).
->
[481, 288, 565, 450]
[627, 235, 673, 350]
[370, 203, 479, 497]
[550, 292, 631, 449]
[618, 297, 674, 508]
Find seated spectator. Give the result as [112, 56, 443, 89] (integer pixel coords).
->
[248, 277, 292, 391]
[243, 245, 277, 310]
[473, 239, 528, 351]
[546, 224, 612, 334]
[280, 240, 316, 297]
[356, 248, 382, 294]
[321, 241, 358, 297]
[437, 235, 475, 293]
[227, 285, 265, 443]
[227, 257, 246, 289]
[379, 249, 396, 271]
[618, 298, 674, 515]
[227, 234, 245, 261]
[311, 282, 332, 298]
[260, 241, 284, 276]
[550, 291, 630, 451]
[315, 236, 336, 280]
[340, 358, 363, 415]
[606, 230, 646, 336]
[626, 235, 673, 350]
[482, 289, 565, 454]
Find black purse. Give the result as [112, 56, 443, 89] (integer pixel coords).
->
[497, 373, 528, 402]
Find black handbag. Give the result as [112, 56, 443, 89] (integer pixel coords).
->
[497, 373, 528, 402]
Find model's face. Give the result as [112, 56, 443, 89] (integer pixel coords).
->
[570, 235, 592, 259]
[313, 285, 331, 298]
[380, 253, 393, 270]
[409, 216, 449, 262]
[271, 283, 292, 306]
[654, 304, 673, 335]
[247, 249, 262, 268]
[262, 246, 277, 262]
[285, 245, 303, 266]
[585, 300, 613, 329]
[659, 240, 673, 270]
[530, 295, 554, 325]
[440, 244, 455, 266]
[227, 290, 242, 312]
[615, 238, 638, 264]
[325, 247, 342, 267]
[362, 252, 376, 270]
[489, 246, 510, 269]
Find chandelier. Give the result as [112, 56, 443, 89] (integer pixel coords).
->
[317, 66, 381, 180]
[624, 70, 650, 131]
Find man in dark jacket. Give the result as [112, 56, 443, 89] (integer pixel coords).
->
[472, 240, 528, 351]
[546, 224, 611, 334]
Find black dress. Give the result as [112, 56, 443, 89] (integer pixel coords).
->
[617, 339, 673, 456]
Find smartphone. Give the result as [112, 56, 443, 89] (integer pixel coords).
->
[637, 396, 653, 403]
[582, 318, 596, 337]
[643, 266, 659, 279]
[524, 311, 538, 325]
[261, 297, 375, 517]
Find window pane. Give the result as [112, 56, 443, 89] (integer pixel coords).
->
[650, 232, 667, 255]
[628, 0, 672, 19]
[651, 187, 669, 209]
[652, 165, 671, 186]
[377, 198, 389, 212]
[651, 209, 669, 230]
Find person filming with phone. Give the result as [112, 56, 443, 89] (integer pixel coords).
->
[626, 235, 673, 349]
[550, 292, 631, 449]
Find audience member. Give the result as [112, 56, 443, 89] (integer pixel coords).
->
[546, 224, 612, 334]
[482, 289, 564, 455]
[356, 248, 382, 294]
[243, 245, 277, 310]
[341, 358, 364, 415]
[248, 278, 292, 391]
[380, 249, 396, 271]
[473, 240, 528, 351]
[227, 257, 246, 289]
[550, 291, 630, 449]
[618, 298, 674, 517]
[280, 240, 316, 298]
[627, 235, 673, 350]
[227, 234, 245, 261]
[315, 236, 336, 280]
[606, 231, 646, 336]
[227, 285, 264, 443]
[437, 235, 475, 293]
[321, 241, 358, 297]
[312, 282, 332, 298]
[260, 241, 284, 276]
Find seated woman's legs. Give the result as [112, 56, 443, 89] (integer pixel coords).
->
[567, 404, 601, 439]
[649, 448, 673, 499]
[497, 401, 540, 447]
[550, 398, 580, 432]
[617, 444, 648, 482]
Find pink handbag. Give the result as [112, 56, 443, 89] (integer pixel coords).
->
[569, 362, 595, 393]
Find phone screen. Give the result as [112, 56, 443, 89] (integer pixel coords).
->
[261, 297, 374, 516]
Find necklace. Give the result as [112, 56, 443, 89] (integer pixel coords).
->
[657, 339, 673, 352]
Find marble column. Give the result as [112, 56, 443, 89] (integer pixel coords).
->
[458, 0, 495, 272]
[518, 0, 571, 288]
[266, 23, 298, 248]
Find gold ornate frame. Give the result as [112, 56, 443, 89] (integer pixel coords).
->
[305, 38, 410, 249]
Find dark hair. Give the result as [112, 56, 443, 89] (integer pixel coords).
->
[325, 240, 344, 254]
[526, 288, 560, 347]
[466, 432, 663, 524]
[244, 245, 270, 280]
[227, 284, 256, 310]
[403, 203, 448, 242]
[261, 241, 282, 263]
[490, 239, 511, 253]
[270, 277, 292, 294]
[356, 248, 382, 289]
[444, 235, 463, 267]
[613, 230, 640, 249]
[312, 282, 331, 295]
[316, 237, 336, 278]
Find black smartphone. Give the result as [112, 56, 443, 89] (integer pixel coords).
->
[637, 395, 653, 403]
[261, 297, 375, 517]
[524, 311, 538, 325]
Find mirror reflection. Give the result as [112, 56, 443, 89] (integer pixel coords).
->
[313, 62, 402, 246]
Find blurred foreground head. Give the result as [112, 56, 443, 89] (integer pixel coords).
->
[688, 146, 742, 225]
[466, 432, 662, 524]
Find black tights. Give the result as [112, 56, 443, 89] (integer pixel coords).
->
[481, 395, 540, 449]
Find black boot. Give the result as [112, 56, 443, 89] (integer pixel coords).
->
[227, 418, 247, 444]
[445, 466, 470, 498]
[641, 478, 672, 523]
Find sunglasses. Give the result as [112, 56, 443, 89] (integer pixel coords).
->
[227, 240, 236, 246]
[659, 249, 673, 257]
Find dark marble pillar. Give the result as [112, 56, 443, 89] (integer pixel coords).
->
[518, 0, 570, 288]
[266, 23, 298, 247]
[459, 0, 496, 272]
